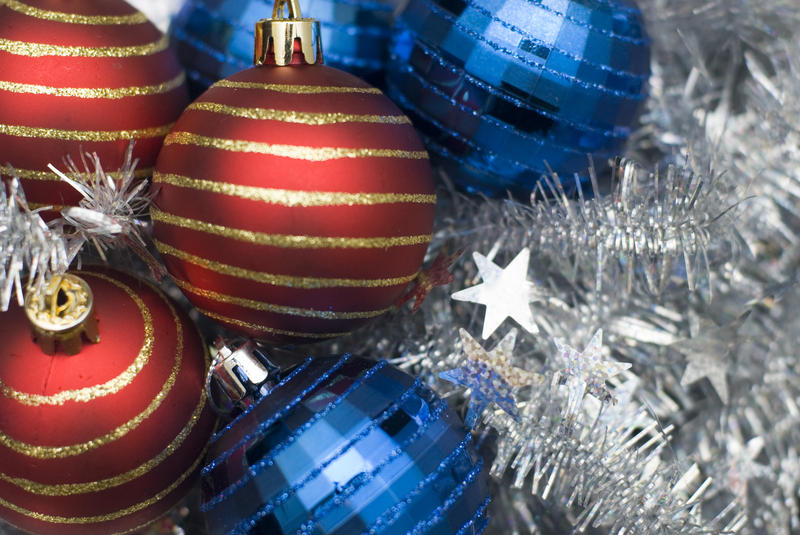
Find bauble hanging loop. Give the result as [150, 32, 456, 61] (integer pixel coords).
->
[254, 0, 322, 66]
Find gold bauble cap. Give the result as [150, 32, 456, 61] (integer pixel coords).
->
[254, 0, 323, 66]
[24, 274, 100, 355]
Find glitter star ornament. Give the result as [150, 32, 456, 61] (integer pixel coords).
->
[440, 328, 541, 427]
[451, 248, 540, 339]
[553, 329, 631, 417]
[675, 315, 747, 404]
[395, 247, 463, 312]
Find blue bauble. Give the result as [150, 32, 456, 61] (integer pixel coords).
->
[201, 355, 491, 535]
[171, 0, 397, 94]
[386, 0, 651, 197]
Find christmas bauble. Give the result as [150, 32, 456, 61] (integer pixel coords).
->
[0, 268, 216, 535]
[171, 0, 398, 94]
[201, 355, 490, 535]
[0, 0, 189, 215]
[386, 0, 651, 197]
[151, 35, 436, 344]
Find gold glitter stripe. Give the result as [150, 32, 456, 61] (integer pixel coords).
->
[0, 72, 185, 99]
[0, 273, 153, 406]
[151, 208, 432, 249]
[187, 101, 410, 125]
[174, 278, 389, 320]
[0, 0, 148, 25]
[214, 79, 382, 94]
[0, 387, 210, 496]
[0, 35, 169, 58]
[0, 272, 183, 459]
[153, 172, 435, 206]
[198, 308, 347, 339]
[11, 167, 153, 182]
[155, 240, 416, 288]
[0, 123, 173, 141]
[164, 131, 429, 161]
[0, 441, 209, 524]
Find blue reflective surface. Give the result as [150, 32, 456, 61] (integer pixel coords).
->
[171, 0, 398, 93]
[202, 355, 491, 535]
[386, 0, 651, 197]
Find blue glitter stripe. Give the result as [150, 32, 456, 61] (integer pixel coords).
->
[281, 399, 452, 534]
[387, 77, 615, 169]
[408, 458, 485, 535]
[455, 496, 491, 535]
[397, 54, 625, 145]
[388, 84, 553, 175]
[523, 0, 647, 43]
[463, 0, 648, 78]
[359, 432, 477, 534]
[201, 354, 354, 477]
[172, 26, 249, 70]
[387, 75, 616, 164]
[233, 394, 452, 534]
[206, 372, 421, 515]
[210, 357, 314, 445]
[205, 359, 388, 509]
[407, 0, 645, 99]
[397, 41, 629, 138]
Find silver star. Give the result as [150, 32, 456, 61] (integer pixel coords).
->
[554, 329, 632, 416]
[726, 436, 769, 497]
[451, 248, 541, 339]
[439, 328, 541, 427]
[675, 313, 748, 404]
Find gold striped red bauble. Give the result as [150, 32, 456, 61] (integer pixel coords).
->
[0, 0, 189, 215]
[151, 64, 436, 344]
[0, 268, 216, 535]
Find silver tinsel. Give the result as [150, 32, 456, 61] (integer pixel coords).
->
[0, 175, 67, 311]
[49, 143, 165, 278]
[5, 0, 800, 534]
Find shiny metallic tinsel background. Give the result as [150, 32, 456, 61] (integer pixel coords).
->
[3, 0, 800, 533]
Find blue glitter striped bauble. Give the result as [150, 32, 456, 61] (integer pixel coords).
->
[201, 355, 491, 535]
[386, 0, 651, 197]
[170, 0, 398, 94]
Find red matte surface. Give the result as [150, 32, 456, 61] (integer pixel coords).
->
[0, 268, 216, 535]
[152, 63, 436, 344]
[0, 0, 189, 215]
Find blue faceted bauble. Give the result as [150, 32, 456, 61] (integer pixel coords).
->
[171, 0, 398, 94]
[386, 0, 651, 197]
[201, 355, 491, 535]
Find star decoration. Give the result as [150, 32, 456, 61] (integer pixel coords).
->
[451, 248, 542, 339]
[726, 436, 770, 497]
[395, 247, 464, 313]
[553, 329, 631, 416]
[674, 313, 748, 404]
[439, 328, 541, 428]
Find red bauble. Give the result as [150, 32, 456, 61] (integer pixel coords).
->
[0, 268, 216, 535]
[151, 64, 436, 344]
[0, 0, 189, 215]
